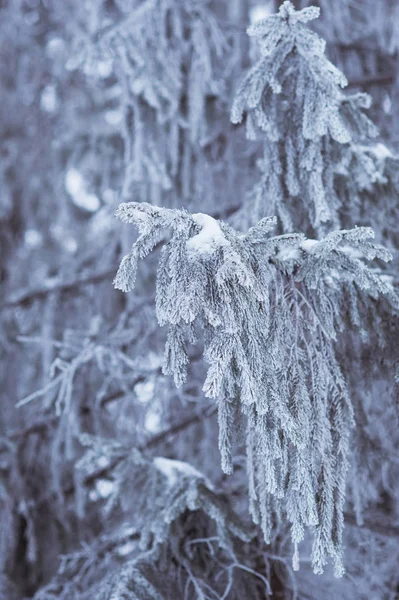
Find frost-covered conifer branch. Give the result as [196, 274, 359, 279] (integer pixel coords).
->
[86, 0, 233, 210]
[113, 200, 397, 575]
[35, 444, 259, 600]
[229, 1, 390, 235]
[336, 143, 399, 246]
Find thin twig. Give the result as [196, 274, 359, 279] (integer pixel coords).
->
[347, 73, 395, 88]
[141, 405, 218, 450]
[10, 401, 217, 466]
[8, 416, 58, 441]
[1, 267, 116, 311]
[344, 511, 399, 539]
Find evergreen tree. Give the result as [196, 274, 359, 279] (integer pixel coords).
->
[1, 1, 398, 599]
[112, 0, 399, 585]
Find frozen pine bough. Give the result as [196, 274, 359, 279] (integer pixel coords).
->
[114, 200, 398, 576]
[230, 1, 387, 236]
[335, 142, 399, 246]
[90, 0, 231, 209]
[35, 434, 256, 600]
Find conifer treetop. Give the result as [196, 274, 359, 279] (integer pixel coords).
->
[230, 1, 380, 233]
[231, 0, 352, 140]
[248, 1, 321, 42]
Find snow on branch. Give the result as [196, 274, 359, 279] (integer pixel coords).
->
[36, 442, 254, 600]
[113, 200, 398, 576]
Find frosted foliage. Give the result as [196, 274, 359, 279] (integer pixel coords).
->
[90, 0, 229, 206]
[37, 437, 252, 599]
[231, 1, 379, 235]
[114, 201, 397, 576]
[307, 0, 399, 53]
[2, 0, 399, 598]
[336, 143, 399, 246]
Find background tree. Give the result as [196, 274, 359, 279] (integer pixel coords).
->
[0, 1, 398, 599]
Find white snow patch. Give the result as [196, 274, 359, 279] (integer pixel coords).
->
[132, 76, 147, 95]
[147, 351, 164, 369]
[76, 193, 100, 213]
[117, 541, 136, 557]
[276, 238, 320, 262]
[135, 380, 154, 404]
[372, 143, 392, 160]
[250, 3, 274, 24]
[65, 168, 83, 196]
[379, 273, 394, 287]
[105, 109, 123, 125]
[187, 213, 230, 256]
[63, 237, 78, 253]
[97, 60, 113, 78]
[145, 410, 162, 433]
[46, 37, 65, 58]
[383, 93, 392, 115]
[43, 275, 60, 289]
[276, 246, 300, 262]
[153, 457, 205, 487]
[300, 238, 319, 252]
[97, 456, 109, 469]
[339, 245, 364, 259]
[134, 351, 163, 372]
[65, 168, 100, 213]
[353, 142, 392, 162]
[41, 85, 57, 113]
[24, 229, 43, 248]
[324, 268, 341, 287]
[96, 479, 114, 498]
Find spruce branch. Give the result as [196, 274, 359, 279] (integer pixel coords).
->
[112, 199, 397, 575]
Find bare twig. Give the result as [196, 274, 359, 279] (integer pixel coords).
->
[142, 404, 218, 450]
[344, 511, 399, 539]
[53, 403, 218, 496]
[10, 393, 216, 455]
[347, 73, 395, 88]
[9, 416, 58, 441]
[1, 267, 116, 311]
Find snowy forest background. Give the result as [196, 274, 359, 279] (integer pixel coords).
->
[1, 0, 399, 598]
